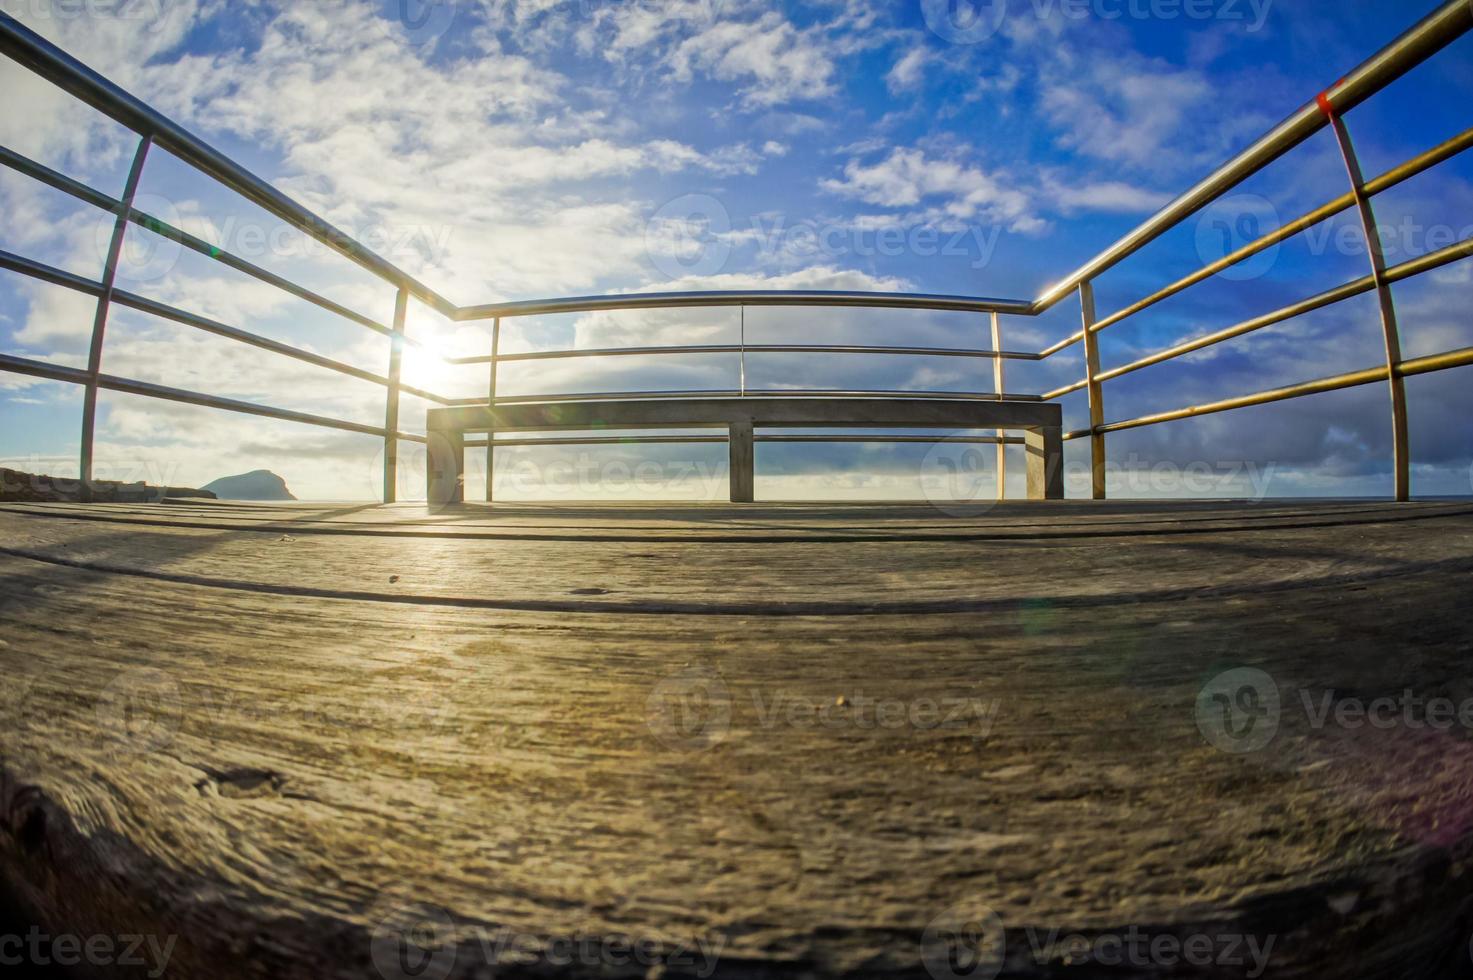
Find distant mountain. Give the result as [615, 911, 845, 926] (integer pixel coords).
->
[202, 470, 296, 501]
[0, 467, 215, 503]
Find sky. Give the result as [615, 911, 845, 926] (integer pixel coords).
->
[0, 0, 1470, 501]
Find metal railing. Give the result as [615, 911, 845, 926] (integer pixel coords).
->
[1, 1, 1471, 503]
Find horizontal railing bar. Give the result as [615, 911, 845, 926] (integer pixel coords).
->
[96, 375, 425, 442]
[98, 374, 428, 442]
[758, 434, 1025, 445]
[1095, 235, 1473, 384]
[1089, 124, 1473, 341]
[1400, 345, 1473, 377]
[124, 206, 429, 346]
[455, 289, 1035, 321]
[1035, 123, 1473, 360]
[456, 389, 1039, 406]
[0, 143, 118, 212]
[0, 148, 439, 357]
[109, 288, 451, 404]
[1064, 345, 1473, 439]
[467, 436, 725, 448]
[0, 249, 448, 403]
[1032, 0, 1473, 313]
[0, 351, 427, 441]
[465, 434, 1027, 448]
[0, 247, 105, 296]
[0, 12, 459, 319]
[1041, 379, 1089, 401]
[455, 343, 1041, 365]
[1037, 331, 1085, 361]
[0, 351, 90, 385]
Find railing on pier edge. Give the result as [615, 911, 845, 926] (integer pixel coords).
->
[1, 2, 1471, 503]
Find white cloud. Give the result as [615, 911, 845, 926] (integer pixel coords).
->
[666, 11, 837, 108]
[820, 148, 1043, 233]
[1045, 179, 1171, 215]
[885, 46, 936, 94]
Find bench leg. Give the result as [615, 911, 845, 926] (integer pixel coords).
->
[729, 420, 754, 503]
[1025, 425, 1064, 500]
[485, 433, 495, 503]
[427, 427, 465, 509]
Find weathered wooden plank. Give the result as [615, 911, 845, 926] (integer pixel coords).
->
[0, 501, 1471, 978]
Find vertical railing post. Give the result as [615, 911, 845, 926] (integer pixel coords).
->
[382, 285, 408, 503]
[739, 305, 747, 397]
[1079, 281, 1106, 499]
[990, 311, 1006, 501]
[79, 133, 151, 499]
[1322, 100, 1411, 501]
[486, 316, 500, 502]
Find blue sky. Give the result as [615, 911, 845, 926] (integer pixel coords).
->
[0, 0, 1470, 500]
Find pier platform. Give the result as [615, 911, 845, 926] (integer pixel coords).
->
[1, 499, 1471, 978]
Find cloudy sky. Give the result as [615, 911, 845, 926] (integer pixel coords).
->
[0, 0, 1470, 501]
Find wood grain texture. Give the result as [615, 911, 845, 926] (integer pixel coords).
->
[1, 499, 1472, 978]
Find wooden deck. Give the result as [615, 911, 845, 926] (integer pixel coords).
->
[1, 498, 1472, 978]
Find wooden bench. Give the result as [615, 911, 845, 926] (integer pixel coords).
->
[426, 396, 1064, 504]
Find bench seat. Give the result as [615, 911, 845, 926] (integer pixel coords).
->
[426, 396, 1063, 504]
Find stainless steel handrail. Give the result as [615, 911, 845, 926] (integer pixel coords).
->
[0, 11, 457, 318]
[454, 289, 1033, 320]
[1, 1, 1471, 502]
[456, 344, 1041, 365]
[452, 389, 1039, 406]
[1030, 0, 1473, 314]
